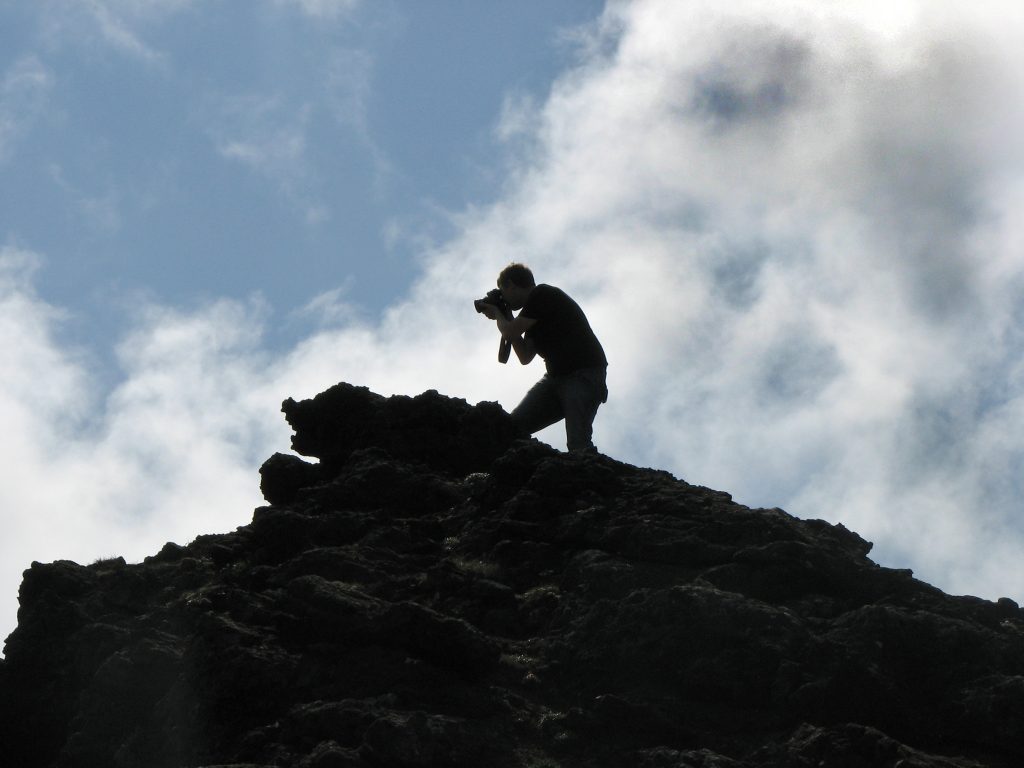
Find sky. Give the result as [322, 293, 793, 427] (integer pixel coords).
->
[3, 0, 1024, 648]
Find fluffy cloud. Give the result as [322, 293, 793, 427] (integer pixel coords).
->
[408, 0, 1024, 600]
[0, 248, 284, 642]
[0, 244, 530, 646]
[515, 0, 1024, 598]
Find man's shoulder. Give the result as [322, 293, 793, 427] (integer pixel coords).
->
[523, 284, 558, 313]
[528, 283, 569, 304]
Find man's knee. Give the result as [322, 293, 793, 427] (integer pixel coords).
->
[512, 377, 563, 435]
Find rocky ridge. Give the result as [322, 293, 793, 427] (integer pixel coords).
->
[2, 382, 1024, 767]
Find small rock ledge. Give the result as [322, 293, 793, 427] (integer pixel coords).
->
[2, 382, 1023, 767]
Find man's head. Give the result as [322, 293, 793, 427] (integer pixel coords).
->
[497, 262, 535, 310]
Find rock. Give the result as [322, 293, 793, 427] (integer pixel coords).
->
[2, 381, 1024, 767]
[281, 383, 522, 478]
[259, 453, 323, 506]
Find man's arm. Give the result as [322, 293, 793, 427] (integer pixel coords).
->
[496, 314, 538, 365]
[497, 314, 536, 338]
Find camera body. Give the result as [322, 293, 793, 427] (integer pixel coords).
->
[474, 288, 514, 364]
[473, 288, 511, 319]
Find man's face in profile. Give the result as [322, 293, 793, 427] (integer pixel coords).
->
[498, 280, 531, 311]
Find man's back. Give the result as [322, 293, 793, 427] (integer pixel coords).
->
[521, 284, 607, 375]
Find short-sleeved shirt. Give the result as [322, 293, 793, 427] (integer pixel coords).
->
[520, 284, 607, 376]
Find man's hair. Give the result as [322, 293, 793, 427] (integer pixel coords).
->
[498, 262, 536, 288]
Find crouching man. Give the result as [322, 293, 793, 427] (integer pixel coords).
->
[479, 263, 608, 453]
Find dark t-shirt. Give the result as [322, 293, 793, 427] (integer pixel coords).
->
[520, 284, 607, 375]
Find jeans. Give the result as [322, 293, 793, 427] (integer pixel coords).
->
[511, 366, 608, 452]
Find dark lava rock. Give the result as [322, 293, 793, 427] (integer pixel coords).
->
[2, 382, 1024, 767]
[280, 383, 523, 480]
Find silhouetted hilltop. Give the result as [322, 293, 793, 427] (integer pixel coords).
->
[2, 382, 1024, 767]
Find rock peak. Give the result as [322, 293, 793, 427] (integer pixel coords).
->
[2, 382, 1023, 767]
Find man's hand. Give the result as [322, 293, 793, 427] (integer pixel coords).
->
[497, 313, 537, 339]
[499, 314, 538, 365]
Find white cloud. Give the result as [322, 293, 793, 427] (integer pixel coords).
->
[36, 0, 195, 64]
[0, 242, 525, 649]
[293, 281, 361, 328]
[48, 163, 124, 234]
[211, 94, 328, 221]
[86, 1, 165, 62]
[207, 44, 392, 223]
[216, 96, 310, 170]
[34, 0, 357, 63]
[527, 0, 1024, 601]
[0, 250, 287, 649]
[397, 0, 1024, 602]
[0, 57, 52, 163]
[274, 0, 360, 21]
[323, 47, 395, 192]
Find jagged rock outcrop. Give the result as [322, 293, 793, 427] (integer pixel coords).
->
[2, 381, 1024, 767]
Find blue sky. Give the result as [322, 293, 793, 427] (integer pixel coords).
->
[2, 0, 601, 362]
[4, 0, 1024, 649]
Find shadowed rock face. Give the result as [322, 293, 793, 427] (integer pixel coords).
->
[2, 381, 1024, 767]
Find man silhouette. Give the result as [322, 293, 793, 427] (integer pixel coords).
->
[479, 263, 608, 453]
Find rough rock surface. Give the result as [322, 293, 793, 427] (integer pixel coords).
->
[2, 381, 1024, 767]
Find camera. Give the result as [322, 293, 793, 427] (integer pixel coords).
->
[473, 288, 511, 319]
[474, 288, 513, 364]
